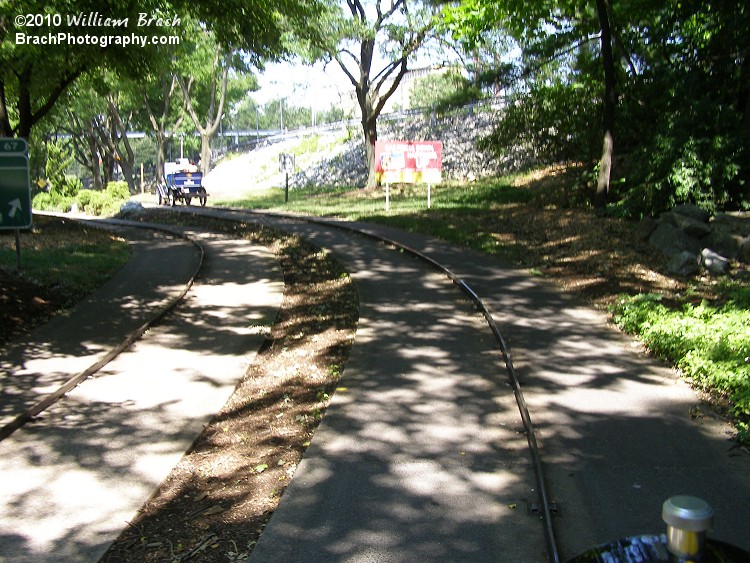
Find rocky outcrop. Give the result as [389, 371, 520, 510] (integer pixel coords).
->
[644, 204, 750, 276]
[292, 110, 506, 189]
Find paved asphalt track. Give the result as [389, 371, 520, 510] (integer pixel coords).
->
[1, 207, 749, 562]
[0, 219, 284, 562]
[170, 206, 750, 562]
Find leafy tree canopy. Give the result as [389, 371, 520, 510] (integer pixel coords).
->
[442, 0, 750, 215]
[1, 0, 326, 138]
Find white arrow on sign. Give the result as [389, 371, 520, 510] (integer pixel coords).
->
[8, 198, 22, 218]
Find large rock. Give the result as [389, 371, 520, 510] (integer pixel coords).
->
[661, 210, 712, 238]
[120, 200, 144, 214]
[741, 237, 750, 263]
[649, 222, 702, 257]
[667, 251, 700, 277]
[672, 203, 711, 223]
[700, 248, 730, 275]
[713, 211, 750, 237]
[636, 217, 659, 241]
[701, 228, 743, 260]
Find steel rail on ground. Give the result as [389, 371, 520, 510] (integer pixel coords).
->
[5, 206, 561, 562]
[201, 206, 562, 563]
[0, 216, 205, 443]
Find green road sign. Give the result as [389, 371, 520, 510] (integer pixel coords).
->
[0, 139, 32, 230]
[0, 138, 27, 154]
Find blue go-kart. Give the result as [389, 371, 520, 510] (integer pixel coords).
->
[157, 170, 207, 206]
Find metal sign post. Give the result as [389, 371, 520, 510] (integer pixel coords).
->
[279, 153, 295, 203]
[0, 138, 32, 269]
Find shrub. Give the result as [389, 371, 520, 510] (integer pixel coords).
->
[480, 80, 600, 169]
[32, 191, 74, 212]
[34, 181, 130, 217]
[617, 132, 749, 218]
[85, 191, 122, 216]
[75, 189, 93, 210]
[32, 192, 56, 211]
[611, 291, 750, 444]
[58, 175, 83, 198]
[612, 83, 750, 218]
[106, 180, 130, 200]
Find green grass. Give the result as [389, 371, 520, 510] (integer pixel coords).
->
[214, 177, 534, 255]
[15, 243, 130, 298]
[0, 218, 131, 305]
[611, 287, 750, 444]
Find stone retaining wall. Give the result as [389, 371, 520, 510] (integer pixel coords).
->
[292, 110, 510, 188]
[642, 204, 750, 276]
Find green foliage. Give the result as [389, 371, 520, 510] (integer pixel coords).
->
[0, 221, 130, 304]
[61, 175, 84, 198]
[409, 69, 482, 111]
[32, 179, 130, 216]
[440, 0, 750, 216]
[1, 0, 185, 137]
[106, 180, 131, 200]
[45, 141, 75, 196]
[614, 97, 750, 218]
[171, 0, 325, 63]
[611, 290, 750, 444]
[80, 191, 121, 216]
[481, 80, 600, 166]
[32, 192, 72, 213]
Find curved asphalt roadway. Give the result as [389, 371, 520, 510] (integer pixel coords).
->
[171, 206, 750, 562]
[0, 219, 284, 562]
[1, 206, 748, 562]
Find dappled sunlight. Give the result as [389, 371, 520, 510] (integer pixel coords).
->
[0, 395, 202, 559]
[0, 226, 285, 562]
[0, 230, 202, 430]
[245, 214, 547, 562]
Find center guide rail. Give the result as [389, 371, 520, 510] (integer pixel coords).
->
[0, 217, 205, 443]
[175, 205, 561, 563]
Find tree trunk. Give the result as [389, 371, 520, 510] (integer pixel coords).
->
[330, 0, 420, 188]
[66, 110, 104, 190]
[363, 117, 378, 189]
[155, 131, 167, 184]
[200, 134, 212, 176]
[17, 68, 33, 140]
[144, 76, 182, 184]
[117, 132, 137, 194]
[14, 65, 81, 140]
[595, 0, 616, 209]
[106, 95, 137, 193]
[0, 81, 12, 137]
[359, 81, 379, 188]
[90, 150, 102, 190]
[86, 129, 103, 190]
[178, 63, 228, 174]
[118, 159, 136, 194]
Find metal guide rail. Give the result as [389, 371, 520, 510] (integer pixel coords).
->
[176, 205, 563, 563]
